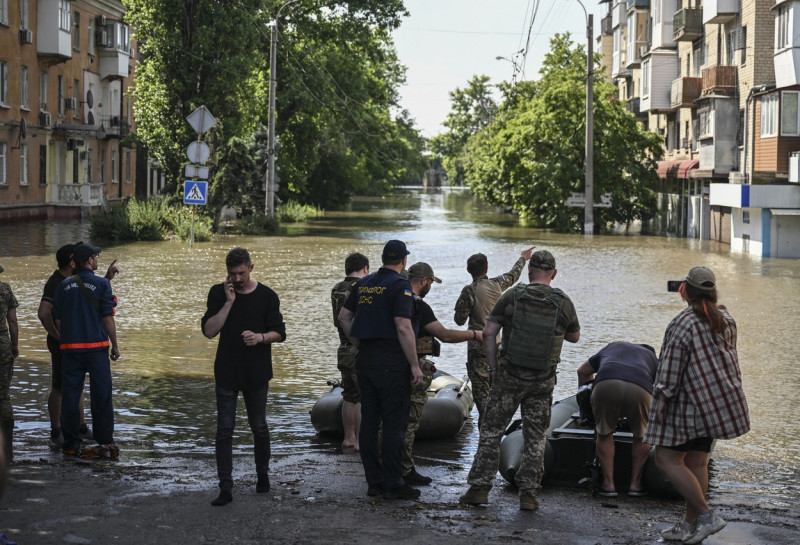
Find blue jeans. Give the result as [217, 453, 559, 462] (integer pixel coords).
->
[357, 367, 411, 490]
[215, 384, 271, 493]
[61, 350, 114, 448]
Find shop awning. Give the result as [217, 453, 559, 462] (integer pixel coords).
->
[657, 159, 699, 179]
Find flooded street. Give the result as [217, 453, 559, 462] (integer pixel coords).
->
[1, 188, 798, 508]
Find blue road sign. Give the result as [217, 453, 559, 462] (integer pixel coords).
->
[183, 180, 208, 205]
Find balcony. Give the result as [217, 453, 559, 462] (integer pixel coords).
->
[703, 0, 739, 25]
[100, 115, 130, 137]
[99, 50, 131, 80]
[36, 0, 73, 64]
[627, 0, 649, 11]
[601, 15, 612, 35]
[671, 77, 702, 108]
[673, 8, 704, 42]
[702, 66, 737, 95]
[53, 183, 105, 206]
[612, 1, 627, 28]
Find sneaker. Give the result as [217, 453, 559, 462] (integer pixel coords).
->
[382, 484, 421, 500]
[256, 474, 270, 493]
[82, 444, 120, 460]
[367, 484, 382, 497]
[519, 492, 539, 511]
[683, 512, 727, 545]
[404, 467, 433, 486]
[459, 485, 490, 505]
[659, 520, 692, 541]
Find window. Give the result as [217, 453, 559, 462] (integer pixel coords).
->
[20, 0, 28, 29]
[100, 149, 106, 183]
[125, 150, 131, 183]
[0, 61, 7, 106]
[73, 12, 80, 50]
[654, 0, 660, 25]
[86, 149, 92, 183]
[0, 0, 7, 25]
[111, 150, 117, 183]
[761, 94, 778, 137]
[113, 23, 131, 54]
[0, 142, 6, 185]
[726, 29, 737, 66]
[73, 79, 79, 116]
[88, 18, 95, 55]
[58, 76, 64, 116]
[692, 41, 705, 77]
[740, 27, 747, 67]
[698, 108, 711, 138]
[20, 143, 28, 186]
[20, 66, 28, 109]
[40, 71, 48, 111]
[777, 5, 790, 50]
[642, 58, 650, 96]
[782, 91, 800, 136]
[39, 145, 46, 185]
[58, 0, 71, 31]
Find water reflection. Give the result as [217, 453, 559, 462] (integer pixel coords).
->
[3, 189, 799, 507]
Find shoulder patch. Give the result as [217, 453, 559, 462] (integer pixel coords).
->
[404, 289, 413, 297]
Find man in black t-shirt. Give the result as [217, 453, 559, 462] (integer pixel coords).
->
[202, 248, 286, 507]
[402, 263, 480, 486]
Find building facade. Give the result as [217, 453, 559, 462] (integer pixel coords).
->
[600, 0, 800, 258]
[0, 0, 136, 221]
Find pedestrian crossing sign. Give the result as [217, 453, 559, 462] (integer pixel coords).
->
[183, 181, 208, 205]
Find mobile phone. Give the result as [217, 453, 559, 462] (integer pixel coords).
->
[667, 280, 683, 292]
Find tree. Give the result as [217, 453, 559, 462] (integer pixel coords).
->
[464, 34, 663, 231]
[430, 75, 497, 186]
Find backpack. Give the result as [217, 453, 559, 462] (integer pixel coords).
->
[503, 284, 565, 370]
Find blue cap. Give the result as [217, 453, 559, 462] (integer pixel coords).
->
[72, 243, 102, 264]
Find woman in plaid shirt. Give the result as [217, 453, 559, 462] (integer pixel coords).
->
[645, 267, 749, 544]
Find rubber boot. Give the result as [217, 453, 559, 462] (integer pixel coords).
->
[0, 419, 13, 463]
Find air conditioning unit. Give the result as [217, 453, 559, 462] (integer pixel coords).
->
[639, 45, 649, 58]
[96, 15, 107, 26]
[96, 29, 109, 47]
[64, 97, 78, 110]
[39, 112, 52, 128]
[19, 29, 33, 44]
[729, 171, 748, 185]
[789, 153, 800, 183]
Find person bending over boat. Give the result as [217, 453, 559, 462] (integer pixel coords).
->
[331, 252, 370, 453]
[453, 246, 533, 427]
[576, 341, 658, 497]
[460, 250, 580, 511]
[645, 267, 749, 544]
[403, 262, 481, 486]
[338, 240, 423, 501]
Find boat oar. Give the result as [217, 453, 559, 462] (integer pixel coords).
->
[456, 375, 470, 398]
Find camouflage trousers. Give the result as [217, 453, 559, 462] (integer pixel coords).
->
[467, 366, 555, 495]
[466, 341, 491, 425]
[337, 344, 360, 404]
[402, 357, 435, 474]
[0, 347, 14, 421]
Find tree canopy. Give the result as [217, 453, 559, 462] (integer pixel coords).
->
[438, 34, 663, 232]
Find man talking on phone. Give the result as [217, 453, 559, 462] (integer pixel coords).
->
[202, 248, 286, 506]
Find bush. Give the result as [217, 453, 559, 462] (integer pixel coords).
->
[237, 212, 280, 235]
[90, 199, 165, 241]
[276, 200, 324, 223]
[161, 204, 213, 242]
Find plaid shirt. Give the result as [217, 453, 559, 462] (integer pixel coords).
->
[644, 306, 750, 447]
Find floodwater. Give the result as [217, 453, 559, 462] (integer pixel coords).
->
[1, 188, 798, 508]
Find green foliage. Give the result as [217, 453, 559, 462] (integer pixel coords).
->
[276, 200, 324, 223]
[429, 75, 497, 186]
[237, 213, 280, 235]
[461, 34, 663, 232]
[89, 198, 212, 242]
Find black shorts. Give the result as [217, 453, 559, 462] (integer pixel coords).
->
[47, 335, 63, 390]
[664, 436, 713, 453]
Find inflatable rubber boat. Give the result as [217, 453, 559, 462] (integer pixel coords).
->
[310, 370, 474, 440]
[498, 395, 682, 498]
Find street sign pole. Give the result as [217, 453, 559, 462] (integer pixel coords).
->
[190, 205, 195, 249]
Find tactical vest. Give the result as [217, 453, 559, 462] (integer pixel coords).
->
[503, 284, 566, 370]
[416, 335, 441, 357]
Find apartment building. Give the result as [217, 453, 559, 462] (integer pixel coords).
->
[0, 0, 136, 222]
[600, 0, 800, 258]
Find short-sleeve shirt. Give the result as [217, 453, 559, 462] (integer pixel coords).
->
[487, 282, 580, 379]
[343, 267, 414, 372]
[588, 341, 658, 393]
[0, 281, 19, 348]
[332, 276, 360, 345]
[202, 282, 286, 391]
[454, 256, 526, 331]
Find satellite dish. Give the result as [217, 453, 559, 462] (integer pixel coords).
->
[86, 90, 94, 108]
[19, 118, 27, 140]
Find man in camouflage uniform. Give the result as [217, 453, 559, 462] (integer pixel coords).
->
[331, 253, 369, 452]
[403, 263, 481, 485]
[460, 250, 580, 510]
[0, 263, 20, 463]
[453, 246, 534, 426]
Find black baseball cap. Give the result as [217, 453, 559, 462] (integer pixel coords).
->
[382, 240, 410, 261]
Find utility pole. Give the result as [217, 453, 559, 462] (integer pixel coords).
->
[266, 21, 277, 217]
[584, 14, 594, 236]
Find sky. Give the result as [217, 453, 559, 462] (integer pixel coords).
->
[391, 0, 608, 138]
